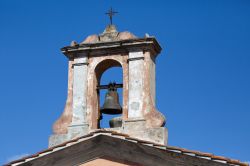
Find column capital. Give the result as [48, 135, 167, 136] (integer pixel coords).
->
[73, 55, 88, 66]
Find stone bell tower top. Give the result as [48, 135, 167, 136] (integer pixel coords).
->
[49, 22, 167, 147]
[80, 25, 137, 44]
[61, 25, 161, 58]
[71, 7, 137, 45]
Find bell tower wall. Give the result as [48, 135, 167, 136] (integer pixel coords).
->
[128, 50, 144, 118]
[87, 55, 128, 129]
[49, 31, 168, 147]
[68, 54, 89, 139]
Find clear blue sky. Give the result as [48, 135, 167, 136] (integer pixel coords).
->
[0, 0, 249, 164]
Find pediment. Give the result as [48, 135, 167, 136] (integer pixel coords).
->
[6, 132, 246, 166]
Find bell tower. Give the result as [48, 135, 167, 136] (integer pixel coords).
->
[49, 22, 168, 147]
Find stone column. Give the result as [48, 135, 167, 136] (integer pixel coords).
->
[68, 53, 89, 139]
[127, 50, 144, 119]
[124, 50, 146, 136]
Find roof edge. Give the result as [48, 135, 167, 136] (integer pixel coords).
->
[5, 130, 248, 166]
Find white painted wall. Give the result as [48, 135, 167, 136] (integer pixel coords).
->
[71, 54, 88, 125]
[128, 51, 144, 118]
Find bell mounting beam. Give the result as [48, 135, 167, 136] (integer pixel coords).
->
[97, 83, 123, 90]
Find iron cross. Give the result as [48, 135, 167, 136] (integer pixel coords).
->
[105, 7, 118, 25]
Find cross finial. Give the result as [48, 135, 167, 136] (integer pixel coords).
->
[105, 7, 118, 25]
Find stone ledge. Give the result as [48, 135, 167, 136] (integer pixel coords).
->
[49, 134, 67, 147]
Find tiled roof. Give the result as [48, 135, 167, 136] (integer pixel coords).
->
[5, 130, 248, 166]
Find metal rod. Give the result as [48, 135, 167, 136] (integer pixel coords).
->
[105, 7, 118, 25]
[97, 83, 123, 90]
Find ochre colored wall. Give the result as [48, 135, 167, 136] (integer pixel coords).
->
[80, 158, 130, 166]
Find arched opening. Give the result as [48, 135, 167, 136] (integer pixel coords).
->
[94, 59, 123, 129]
[99, 67, 123, 128]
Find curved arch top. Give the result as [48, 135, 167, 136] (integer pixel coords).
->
[86, 54, 128, 130]
[94, 59, 122, 84]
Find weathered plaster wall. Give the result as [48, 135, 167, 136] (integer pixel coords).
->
[50, 36, 167, 147]
[143, 51, 165, 128]
[149, 52, 156, 106]
[67, 54, 89, 139]
[53, 59, 73, 134]
[128, 50, 144, 119]
[71, 54, 88, 125]
[86, 54, 128, 129]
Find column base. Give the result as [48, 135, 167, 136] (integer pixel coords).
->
[123, 118, 168, 145]
[49, 134, 68, 147]
[48, 123, 89, 147]
[67, 123, 89, 140]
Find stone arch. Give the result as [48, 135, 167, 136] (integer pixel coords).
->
[87, 56, 129, 129]
[95, 59, 123, 128]
[95, 59, 122, 84]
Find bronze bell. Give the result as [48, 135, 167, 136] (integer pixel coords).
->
[101, 85, 122, 115]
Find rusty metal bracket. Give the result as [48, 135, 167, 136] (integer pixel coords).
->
[127, 57, 144, 63]
[97, 83, 123, 90]
[72, 62, 89, 67]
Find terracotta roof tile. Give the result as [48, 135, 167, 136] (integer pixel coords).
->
[211, 155, 230, 161]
